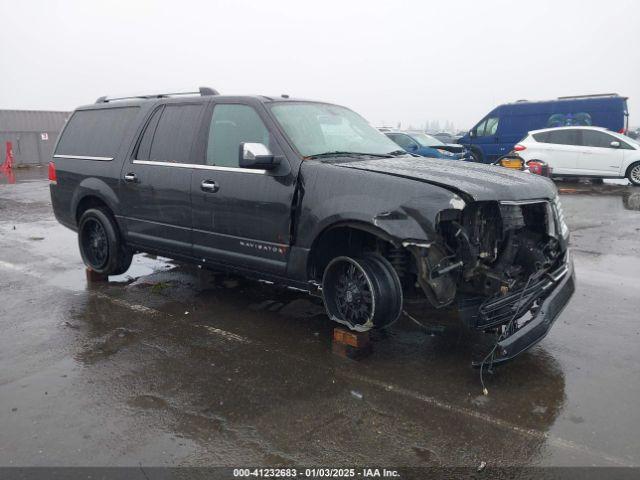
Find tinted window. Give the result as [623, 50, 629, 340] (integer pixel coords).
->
[545, 129, 580, 146]
[56, 107, 138, 158]
[206, 104, 270, 167]
[532, 131, 550, 143]
[145, 104, 203, 163]
[135, 107, 163, 160]
[581, 130, 617, 148]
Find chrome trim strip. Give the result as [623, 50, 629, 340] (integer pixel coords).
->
[132, 160, 267, 174]
[53, 154, 113, 161]
[548, 265, 569, 283]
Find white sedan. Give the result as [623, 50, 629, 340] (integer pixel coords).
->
[515, 126, 640, 185]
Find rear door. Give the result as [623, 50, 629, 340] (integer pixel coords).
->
[578, 130, 626, 175]
[118, 102, 204, 256]
[536, 129, 583, 174]
[190, 101, 295, 275]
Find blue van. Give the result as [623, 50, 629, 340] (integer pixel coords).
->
[459, 94, 629, 163]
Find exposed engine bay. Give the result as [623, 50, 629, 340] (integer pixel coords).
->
[389, 198, 569, 330]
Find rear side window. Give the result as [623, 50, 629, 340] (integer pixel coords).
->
[532, 131, 550, 143]
[56, 107, 138, 158]
[136, 104, 203, 163]
[543, 129, 580, 146]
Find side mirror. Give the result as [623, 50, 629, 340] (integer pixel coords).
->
[239, 142, 280, 170]
[409, 143, 419, 151]
[610, 141, 621, 148]
[469, 130, 475, 138]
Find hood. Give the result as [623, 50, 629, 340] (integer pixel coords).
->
[333, 156, 557, 202]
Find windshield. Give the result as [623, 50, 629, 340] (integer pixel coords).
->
[270, 102, 403, 157]
[411, 133, 445, 147]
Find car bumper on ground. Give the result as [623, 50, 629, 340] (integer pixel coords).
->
[472, 252, 576, 366]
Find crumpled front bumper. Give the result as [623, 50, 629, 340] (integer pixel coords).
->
[472, 251, 576, 366]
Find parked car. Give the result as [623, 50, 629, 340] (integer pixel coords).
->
[432, 132, 462, 144]
[459, 94, 629, 164]
[515, 126, 640, 185]
[49, 88, 575, 364]
[385, 131, 471, 160]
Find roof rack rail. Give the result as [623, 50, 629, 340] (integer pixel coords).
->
[557, 93, 619, 100]
[95, 86, 219, 103]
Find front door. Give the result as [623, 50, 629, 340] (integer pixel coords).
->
[471, 116, 500, 162]
[191, 102, 295, 275]
[118, 102, 204, 256]
[578, 129, 626, 175]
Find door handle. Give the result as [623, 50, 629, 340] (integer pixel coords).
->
[200, 179, 219, 193]
[123, 173, 138, 183]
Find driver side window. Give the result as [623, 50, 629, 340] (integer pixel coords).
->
[206, 104, 270, 167]
[475, 117, 499, 137]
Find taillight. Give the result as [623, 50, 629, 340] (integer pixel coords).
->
[513, 144, 526, 151]
[48, 161, 57, 183]
[528, 160, 543, 175]
[619, 128, 626, 134]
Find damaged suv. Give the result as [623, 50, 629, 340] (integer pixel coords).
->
[50, 88, 575, 363]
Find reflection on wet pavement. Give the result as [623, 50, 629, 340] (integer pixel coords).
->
[0, 169, 639, 467]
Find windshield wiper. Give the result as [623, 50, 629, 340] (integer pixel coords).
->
[305, 151, 395, 160]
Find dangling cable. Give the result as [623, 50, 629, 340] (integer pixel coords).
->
[479, 271, 539, 395]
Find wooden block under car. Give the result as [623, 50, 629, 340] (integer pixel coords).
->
[332, 327, 372, 359]
[85, 267, 108, 282]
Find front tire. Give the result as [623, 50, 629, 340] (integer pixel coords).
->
[322, 254, 403, 332]
[78, 208, 132, 276]
[627, 162, 640, 186]
[470, 149, 483, 163]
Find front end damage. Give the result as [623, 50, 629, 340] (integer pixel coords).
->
[389, 196, 575, 364]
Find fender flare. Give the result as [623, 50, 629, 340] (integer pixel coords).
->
[71, 177, 120, 221]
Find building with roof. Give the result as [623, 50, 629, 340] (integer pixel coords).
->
[0, 110, 71, 166]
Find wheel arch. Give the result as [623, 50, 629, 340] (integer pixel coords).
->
[469, 146, 484, 163]
[71, 178, 121, 224]
[307, 220, 398, 281]
[624, 160, 640, 178]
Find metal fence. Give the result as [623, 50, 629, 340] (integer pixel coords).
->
[0, 110, 70, 166]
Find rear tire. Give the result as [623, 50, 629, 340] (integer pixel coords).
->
[78, 208, 133, 276]
[322, 254, 403, 332]
[627, 162, 640, 186]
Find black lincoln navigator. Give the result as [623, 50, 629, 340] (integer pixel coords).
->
[49, 87, 575, 364]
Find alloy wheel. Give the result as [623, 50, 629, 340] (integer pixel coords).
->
[81, 218, 109, 269]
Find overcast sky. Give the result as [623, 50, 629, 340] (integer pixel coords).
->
[1, 0, 638, 130]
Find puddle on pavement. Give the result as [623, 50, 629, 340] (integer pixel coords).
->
[557, 181, 640, 212]
[0, 166, 47, 184]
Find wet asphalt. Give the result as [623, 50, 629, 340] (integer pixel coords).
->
[0, 168, 639, 468]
